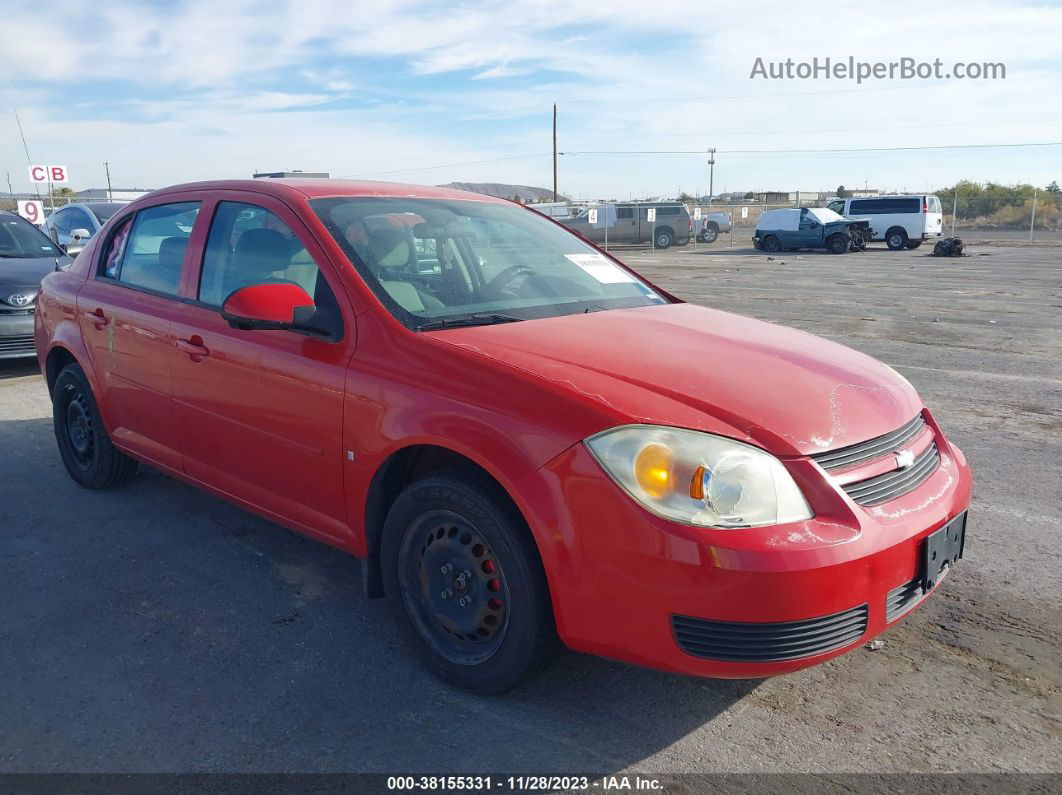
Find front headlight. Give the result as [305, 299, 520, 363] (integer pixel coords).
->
[585, 425, 813, 528]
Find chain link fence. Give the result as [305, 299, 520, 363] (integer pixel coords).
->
[692, 192, 1062, 246]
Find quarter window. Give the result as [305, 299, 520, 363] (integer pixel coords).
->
[114, 202, 200, 295]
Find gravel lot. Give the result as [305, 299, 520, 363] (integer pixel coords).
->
[1, 241, 1059, 774]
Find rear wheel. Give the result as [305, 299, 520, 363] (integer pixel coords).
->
[52, 363, 138, 488]
[381, 468, 558, 693]
[761, 235, 782, 253]
[905, 240, 923, 249]
[653, 228, 674, 249]
[699, 223, 719, 243]
[886, 227, 909, 250]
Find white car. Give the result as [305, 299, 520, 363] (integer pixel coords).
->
[826, 194, 943, 250]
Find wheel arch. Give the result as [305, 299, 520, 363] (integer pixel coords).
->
[361, 443, 549, 601]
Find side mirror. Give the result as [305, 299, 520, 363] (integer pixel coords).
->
[221, 283, 316, 331]
[66, 228, 92, 255]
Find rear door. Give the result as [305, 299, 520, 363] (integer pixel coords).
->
[925, 195, 944, 237]
[170, 193, 355, 542]
[613, 206, 638, 242]
[76, 197, 203, 471]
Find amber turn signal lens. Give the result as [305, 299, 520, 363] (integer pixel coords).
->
[689, 465, 706, 500]
[634, 443, 674, 498]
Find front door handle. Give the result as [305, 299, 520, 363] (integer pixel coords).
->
[176, 337, 210, 361]
[83, 307, 108, 329]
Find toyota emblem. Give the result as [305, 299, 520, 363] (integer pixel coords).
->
[8, 293, 33, 308]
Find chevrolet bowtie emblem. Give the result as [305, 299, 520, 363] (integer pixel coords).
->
[895, 449, 915, 469]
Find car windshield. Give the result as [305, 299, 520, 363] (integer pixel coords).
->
[311, 197, 668, 329]
[0, 214, 60, 259]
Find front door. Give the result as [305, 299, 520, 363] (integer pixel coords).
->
[76, 200, 202, 471]
[170, 195, 355, 542]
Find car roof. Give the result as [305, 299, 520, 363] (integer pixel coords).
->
[141, 179, 512, 205]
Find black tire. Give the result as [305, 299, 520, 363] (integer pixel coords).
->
[699, 223, 719, 243]
[52, 363, 138, 488]
[381, 468, 558, 694]
[826, 233, 848, 254]
[886, 227, 909, 250]
[761, 235, 782, 253]
[653, 228, 674, 249]
[905, 240, 923, 249]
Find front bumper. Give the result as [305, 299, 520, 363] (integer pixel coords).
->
[520, 413, 973, 679]
[0, 311, 37, 359]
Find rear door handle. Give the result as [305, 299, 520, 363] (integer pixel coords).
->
[83, 308, 108, 329]
[176, 337, 209, 360]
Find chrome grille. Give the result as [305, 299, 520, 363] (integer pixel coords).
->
[842, 443, 940, 506]
[811, 414, 927, 472]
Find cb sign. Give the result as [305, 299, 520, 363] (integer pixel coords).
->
[28, 165, 69, 184]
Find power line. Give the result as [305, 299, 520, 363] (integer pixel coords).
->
[559, 142, 1062, 156]
[341, 153, 549, 178]
[562, 118, 1062, 141]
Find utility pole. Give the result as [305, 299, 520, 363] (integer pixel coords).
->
[5, 172, 12, 195]
[707, 147, 716, 210]
[552, 103, 558, 202]
[104, 161, 113, 201]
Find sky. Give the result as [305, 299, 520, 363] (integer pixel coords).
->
[1, 0, 1061, 199]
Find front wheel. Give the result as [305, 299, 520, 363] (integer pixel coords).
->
[381, 469, 559, 693]
[52, 363, 138, 488]
[826, 233, 849, 254]
[699, 224, 719, 243]
[761, 235, 782, 253]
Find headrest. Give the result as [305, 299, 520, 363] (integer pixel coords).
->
[233, 228, 291, 275]
[368, 228, 411, 270]
[158, 236, 188, 270]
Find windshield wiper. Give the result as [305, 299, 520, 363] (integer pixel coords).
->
[416, 312, 524, 331]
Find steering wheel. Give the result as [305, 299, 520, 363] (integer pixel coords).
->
[485, 264, 536, 296]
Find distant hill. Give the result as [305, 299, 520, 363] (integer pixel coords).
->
[437, 182, 558, 202]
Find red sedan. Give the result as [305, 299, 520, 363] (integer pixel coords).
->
[35, 179, 972, 693]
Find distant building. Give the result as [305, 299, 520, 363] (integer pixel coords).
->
[74, 187, 153, 201]
[253, 170, 330, 179]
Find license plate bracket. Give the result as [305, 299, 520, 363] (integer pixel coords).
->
[923, 511, 967, 591]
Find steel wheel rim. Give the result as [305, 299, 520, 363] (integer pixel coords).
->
[656, 232, 669, 247]
[398, 510, 510, 666]
[890, 233, 903, 247]
[64, 386, 95, 470]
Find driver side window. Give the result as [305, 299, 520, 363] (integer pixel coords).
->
[198, 201, 343, 339]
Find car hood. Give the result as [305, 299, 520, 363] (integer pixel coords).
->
[430, 303, 922, 457]
[0, 256, 66, 286]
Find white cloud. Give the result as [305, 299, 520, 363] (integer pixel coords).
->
[1, 0, 1060, 196]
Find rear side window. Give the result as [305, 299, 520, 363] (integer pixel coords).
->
[101, 217, 132, 278]
[113, 202, 200, 295]
[656, 206, 680, 216]
[616, 207, 634, 219]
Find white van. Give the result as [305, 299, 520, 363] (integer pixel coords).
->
[826, 194, 943, 250]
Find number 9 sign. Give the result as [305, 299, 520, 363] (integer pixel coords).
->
[17, 200, 45, 225]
